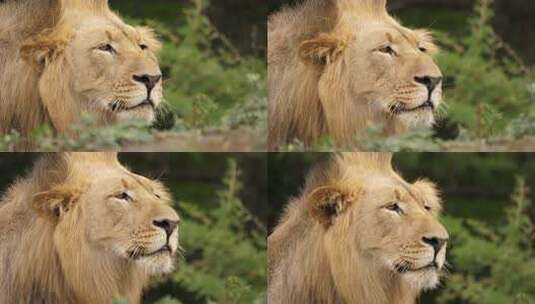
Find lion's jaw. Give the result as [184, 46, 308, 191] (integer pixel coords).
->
[375, 240, 447, 292]
[65, 15, 163, 125]
[117, 226, 179, 275]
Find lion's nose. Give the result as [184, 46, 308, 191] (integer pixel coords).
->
[153, 218, 179, 237]
[414, 76, 442, 93]
[133, 74, 162, 91]
[422, 236, 448, 253]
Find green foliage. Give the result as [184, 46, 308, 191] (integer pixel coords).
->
[153, 296, 183, 304]
[436, 0, 534, 139]
[437, 178, 535, 304]
[148, 160, 266, 304]
[361, 129, 442, 152]
[0, 114, 157, 151]
[142, 0, 266, 131]
[0, 131, 22, 151]
[153, 103, 178, 131]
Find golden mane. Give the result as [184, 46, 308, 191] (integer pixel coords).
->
[268, 0, 442, 149]
[0, 1, 104, 135]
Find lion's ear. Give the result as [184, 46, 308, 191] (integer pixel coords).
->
[20, 27, 71, 69]
[307, 186, 356, 228]
[299, 33, 347, 67]
[32, 186, 82, 221]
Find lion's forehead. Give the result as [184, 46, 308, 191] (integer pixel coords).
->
[86, 170, 170, 199]
[358, 176, 437, 206]
[358, 25, 423, 51]
[77, 17, 142, 47]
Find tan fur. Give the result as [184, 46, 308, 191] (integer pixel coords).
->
[268, 0, 443, 149]
[0, 152, 180, 304]
[0, 0, 163, 137]
[268, 153, 449, 304]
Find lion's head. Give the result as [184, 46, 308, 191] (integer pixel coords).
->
[0, 0, 163, 135]
[268, 153, 448, 304]
[0, 152, 180, 303]
[268, 0, 443, 148]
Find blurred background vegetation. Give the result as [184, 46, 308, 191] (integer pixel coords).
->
[0, 153, 267, 304]
[268, 153, 535, 303]
[272, 0, 535, 151]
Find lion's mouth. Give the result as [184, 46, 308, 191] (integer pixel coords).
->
[128, 245, 172, 260]
[395, 261, 439, 274]
[110, 99, 155, 113]
[390, 100, 435, 114]
[125, 99, 156, 112]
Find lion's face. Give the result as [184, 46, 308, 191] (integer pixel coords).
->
[50, 164, 180, 275]
[69, 16, 163, 124]
[351, 176, 448, 290]
[296, 7, 444, 143]
[19, 9, 165, 133]
[309, 162, 448, 293]
[341, 22, 443, 130]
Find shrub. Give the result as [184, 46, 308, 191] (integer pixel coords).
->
[146, 160, 267, 304]
[435, 0, 534, 139]
[437, 177, 535, 304]
[142, 0, 266, 130]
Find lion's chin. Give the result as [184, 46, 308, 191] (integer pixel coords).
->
[395, 109, 435, 130]
[136, 253, 176, 275]
[115, 106, 156, 124]
[401, 269, 440, 292]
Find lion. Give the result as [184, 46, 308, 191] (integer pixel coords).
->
[268, 0, 443, 149]
[0, 152, 181, 304]
[268, 153, 449, 304]
[0, 0, 163, 137]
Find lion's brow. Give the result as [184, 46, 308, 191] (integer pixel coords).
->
[396, 179, 425, 206]
[393, 26, 420, 47]
[113, 21, 141, 45]
[126, 172, 156, 195]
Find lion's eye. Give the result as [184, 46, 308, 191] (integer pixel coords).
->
[139, 44, 148, 50]
[378, 46, 396, 55]
[385, 202, 403, 214]
[424, 205, 431, 211]
[419, 47, 427, 53]
[115, 192, 132, 202]
[155, 193, 161, 199]
[98, 44, 115, 53]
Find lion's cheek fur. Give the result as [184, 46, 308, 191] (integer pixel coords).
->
[38, 53, 81, 133]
